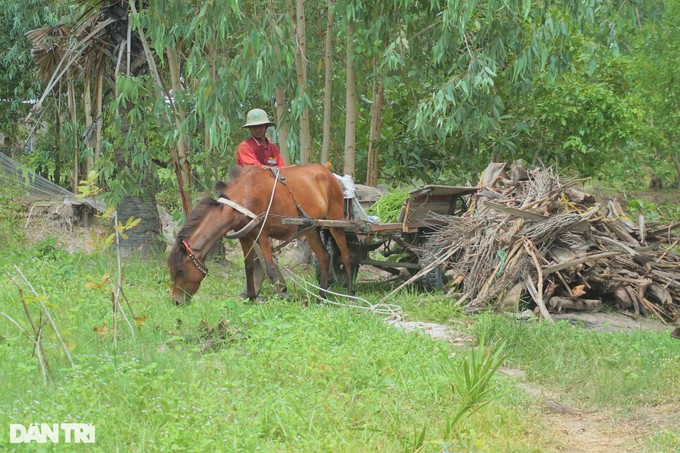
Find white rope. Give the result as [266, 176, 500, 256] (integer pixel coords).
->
[244, 168, 280, 259]
[277, 261, 402, 317]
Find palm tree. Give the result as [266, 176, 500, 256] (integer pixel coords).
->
[27, 1, 173, 255]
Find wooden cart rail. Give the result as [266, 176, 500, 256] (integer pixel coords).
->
[283, 184, 478, 288]
[281, 217, 445, 234]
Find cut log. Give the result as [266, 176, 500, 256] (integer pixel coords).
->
[565, 187, 596, 204]
[548, 297, 602, 312]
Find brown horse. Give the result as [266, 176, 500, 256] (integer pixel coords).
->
[168, 164, 354, 304]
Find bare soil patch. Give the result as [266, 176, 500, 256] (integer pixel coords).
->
[504, 367, 680, 453]
[21, 199, 106, 253]
[552, 311, 669, 333]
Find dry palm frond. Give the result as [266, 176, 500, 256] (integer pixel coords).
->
[26, 24, 71, 47]
[397, 162, 680, 322]
[31, 44, 66, 82]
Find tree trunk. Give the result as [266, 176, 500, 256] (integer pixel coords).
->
[288, 0, 313, 164]
[115, 100, 165, 256]
[274, 87, 291, 165]
[94, 64, 103, 167]
[370, 81, 385, 186]
[366, 70, 377, 185]
[204, 45, 216, 196]
[321, 0, 334, 165]
[117, 189, 164, 256]
[167, 45, 192, 213]
[343, 22, 356, 178]
[83, 76, 93, 177]
[55, 99, 61, 186]
[333, 133, 340, 173]
[67, 79, 78, 192]
[268, 0, 291, 166]
[128, 0, 190, 215]
[674, 156, 680, 189]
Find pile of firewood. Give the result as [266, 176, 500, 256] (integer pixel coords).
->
[393, 163, 680, 323]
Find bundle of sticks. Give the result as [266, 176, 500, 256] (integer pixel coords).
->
[391, 162, 680, 323]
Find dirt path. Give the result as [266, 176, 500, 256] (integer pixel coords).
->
[389, 317, 680, 453]
[502, 367, 680, 452]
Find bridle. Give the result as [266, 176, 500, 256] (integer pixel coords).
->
[181, 240, 209, 276]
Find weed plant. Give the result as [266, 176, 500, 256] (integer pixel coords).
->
[0, 176, 26, 248]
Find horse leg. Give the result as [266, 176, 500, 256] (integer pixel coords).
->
[306, 229, 330, 300]
[328, 227, 354, 296]
[251, 243, 268, 297]
[240, 238, 257, 302]
[257, 234, 291, 301]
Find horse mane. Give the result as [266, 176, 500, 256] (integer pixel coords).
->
[215, 166, 247, 196]
[168, 197, 221, 279]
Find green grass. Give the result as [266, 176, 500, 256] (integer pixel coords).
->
[0, 245, 548, 452]
[474, 314, 680, 410]
[3, 233, 679, 451]
[644, 429, 680, 453]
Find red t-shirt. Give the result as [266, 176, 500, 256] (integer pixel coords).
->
[236, 137, 285, 168]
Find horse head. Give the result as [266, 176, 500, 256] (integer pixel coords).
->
[168, 197, 241, 305]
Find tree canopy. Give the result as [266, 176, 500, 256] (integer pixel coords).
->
[1, 0, 677, 225]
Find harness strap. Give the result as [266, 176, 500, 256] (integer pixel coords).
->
[269, 169, 312, 221]
[272, 221, 318, 254]
[217, 197, 260, 220]
[181, 240, 209, 276]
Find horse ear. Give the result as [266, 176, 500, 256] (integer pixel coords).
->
[215, 181, 228, 195]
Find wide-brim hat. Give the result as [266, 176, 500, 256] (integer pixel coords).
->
[241, 108, 276, 129]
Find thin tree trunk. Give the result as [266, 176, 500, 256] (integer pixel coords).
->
[128, 0, 190, 215]
[268, 0, 291, 166]
[55, 97, 61, 186]
[288, 0, 312, 164]
[370, 81, 385, 186]
[343, 22, 356, 178]
[167, 45, 192, 212]
[333, 132, 340, 172]
[67, 79, 78, 192]
[204, 118, 211, 197]
[204, 45, 215, 197]
[274, 87, 291, 165]
[366, 69, 378, 185]
[94, 64, 103, 167]
[83, 77, 93, 176]
[321, 0, 334, 165]
[674, 155, 680, 189]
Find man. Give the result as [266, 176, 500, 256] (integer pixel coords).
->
[237, 108, 285, 301]
[237, 108, 285, 168]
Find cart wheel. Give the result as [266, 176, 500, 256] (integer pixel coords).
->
[420, 251, 448, 290]
[315, 231, 359, 286]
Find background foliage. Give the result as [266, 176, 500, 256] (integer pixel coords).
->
[0, 0, 678, 217]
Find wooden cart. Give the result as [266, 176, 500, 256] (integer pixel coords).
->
[282, 185, 478, 288]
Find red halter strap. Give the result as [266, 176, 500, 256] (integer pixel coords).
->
[181, 240, 209, 276]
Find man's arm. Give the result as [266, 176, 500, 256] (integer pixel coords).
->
[237, 142, 267, 168]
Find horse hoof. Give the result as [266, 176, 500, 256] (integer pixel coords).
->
[240, 293, 265, 304]
[281, 292, 292, 301]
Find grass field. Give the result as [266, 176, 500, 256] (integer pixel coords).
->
[1, 238, 679, 452]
